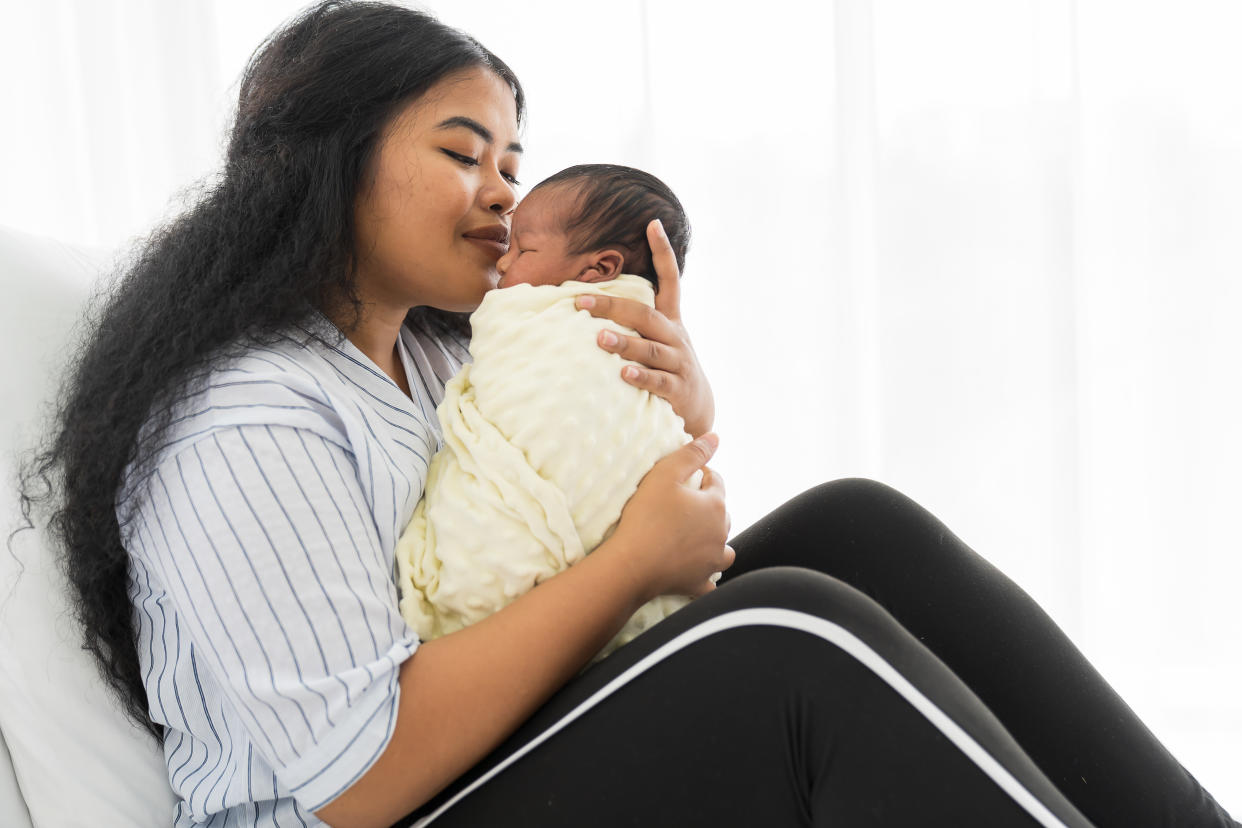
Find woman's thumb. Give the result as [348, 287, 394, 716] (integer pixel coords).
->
[667, 432, 718, 483]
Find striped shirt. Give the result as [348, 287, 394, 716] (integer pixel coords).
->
[121, 315, 469, 827]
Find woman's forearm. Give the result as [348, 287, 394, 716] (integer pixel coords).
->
[315, 536, 647, 828]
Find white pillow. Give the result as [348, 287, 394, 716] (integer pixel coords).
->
[0, 226, 176, 827]
[0, 728, 33, 828]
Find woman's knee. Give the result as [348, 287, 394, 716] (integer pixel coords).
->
[736, 478, 921, 544]
[804, 476, 907, 505]
[798, 477, 943, 534]
[729, 477, 969, 583]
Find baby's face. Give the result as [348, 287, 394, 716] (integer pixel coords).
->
[496, 190, 591, 289]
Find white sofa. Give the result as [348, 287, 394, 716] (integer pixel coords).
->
[0, 226, 176, 826]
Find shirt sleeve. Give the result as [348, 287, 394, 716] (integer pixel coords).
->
[132, 423, 417, 812]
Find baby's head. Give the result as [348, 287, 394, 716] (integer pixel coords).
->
[496, 164, 690, 290]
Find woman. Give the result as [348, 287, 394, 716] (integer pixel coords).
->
[23, 3, 1237, 827]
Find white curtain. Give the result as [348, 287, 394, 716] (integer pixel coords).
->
[2, 0, 1238, 810]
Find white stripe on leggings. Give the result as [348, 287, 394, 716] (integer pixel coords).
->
[413, 607, 1070, 828]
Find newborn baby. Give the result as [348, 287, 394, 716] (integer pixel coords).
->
[395, 164, 696, 660]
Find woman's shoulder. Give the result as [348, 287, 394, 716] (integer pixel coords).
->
[137, 337, 330, 466]
[149, 322, 369, 464]
[118, 319, 441, 537]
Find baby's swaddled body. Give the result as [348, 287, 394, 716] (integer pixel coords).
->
[395, 274, 694, 658]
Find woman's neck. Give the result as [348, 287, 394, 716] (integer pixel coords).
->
[328, 299, 413, 399]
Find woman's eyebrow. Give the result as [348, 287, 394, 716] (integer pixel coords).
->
[434, 116, 524, 154]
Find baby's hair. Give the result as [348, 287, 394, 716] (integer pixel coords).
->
[530, 163, 690, 290]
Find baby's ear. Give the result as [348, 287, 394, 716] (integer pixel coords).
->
[579, 249, 625, 282]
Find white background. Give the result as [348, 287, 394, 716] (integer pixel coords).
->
[2, 0, 1239, 814]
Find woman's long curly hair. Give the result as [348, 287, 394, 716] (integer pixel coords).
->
[18, 0, 523, 739]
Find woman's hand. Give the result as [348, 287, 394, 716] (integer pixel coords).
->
[575, 219, 715, 437]
[605, 433, 734, 600]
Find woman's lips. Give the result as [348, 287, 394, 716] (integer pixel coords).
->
[462, 225, 510, 259]
[463, 236, 508, 258]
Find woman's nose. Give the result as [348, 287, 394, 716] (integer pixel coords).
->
[484, 171, 518, 215]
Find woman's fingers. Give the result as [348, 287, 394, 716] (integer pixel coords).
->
[598, 329, 681, 372]
[698, 465, 731, 568]
[617, 364, 682, 399]
[647, 219, 682, 322]
[690, 580, 717, 598]
[698, 464, 725, 499]
[575, 293, 681, 347]
[693, 548, 734, 597]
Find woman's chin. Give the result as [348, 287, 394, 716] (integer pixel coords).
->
[461, 267, 501, 303]
[466, 275, 501, 307]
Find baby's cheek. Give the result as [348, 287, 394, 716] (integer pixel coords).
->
[500, 252, 581, 287]
[519, 268, 571, 288]
[498, 265, 536, 289]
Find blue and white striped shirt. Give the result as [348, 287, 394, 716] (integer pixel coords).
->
[121, 316, 469, 827]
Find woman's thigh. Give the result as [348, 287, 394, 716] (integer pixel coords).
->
[397, 568, 1092, 828]
[722, 479, 1239, 828]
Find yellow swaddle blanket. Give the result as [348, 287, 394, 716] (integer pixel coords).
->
[395, 275, 695, 659]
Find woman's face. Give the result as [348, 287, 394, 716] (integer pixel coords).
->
[352, 67, 522, 313]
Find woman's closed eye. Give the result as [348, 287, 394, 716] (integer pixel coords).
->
[440, 148, 520, 185]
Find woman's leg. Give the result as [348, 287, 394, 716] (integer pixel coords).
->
[721, 478, 1238, 828]
[397, 568, 1093, 828]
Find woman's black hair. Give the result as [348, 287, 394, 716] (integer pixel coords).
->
[17, 0, 523, 739]
[530, 164, 690, 290]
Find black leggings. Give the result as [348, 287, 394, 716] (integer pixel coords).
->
[398, 479, 1238, 827]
